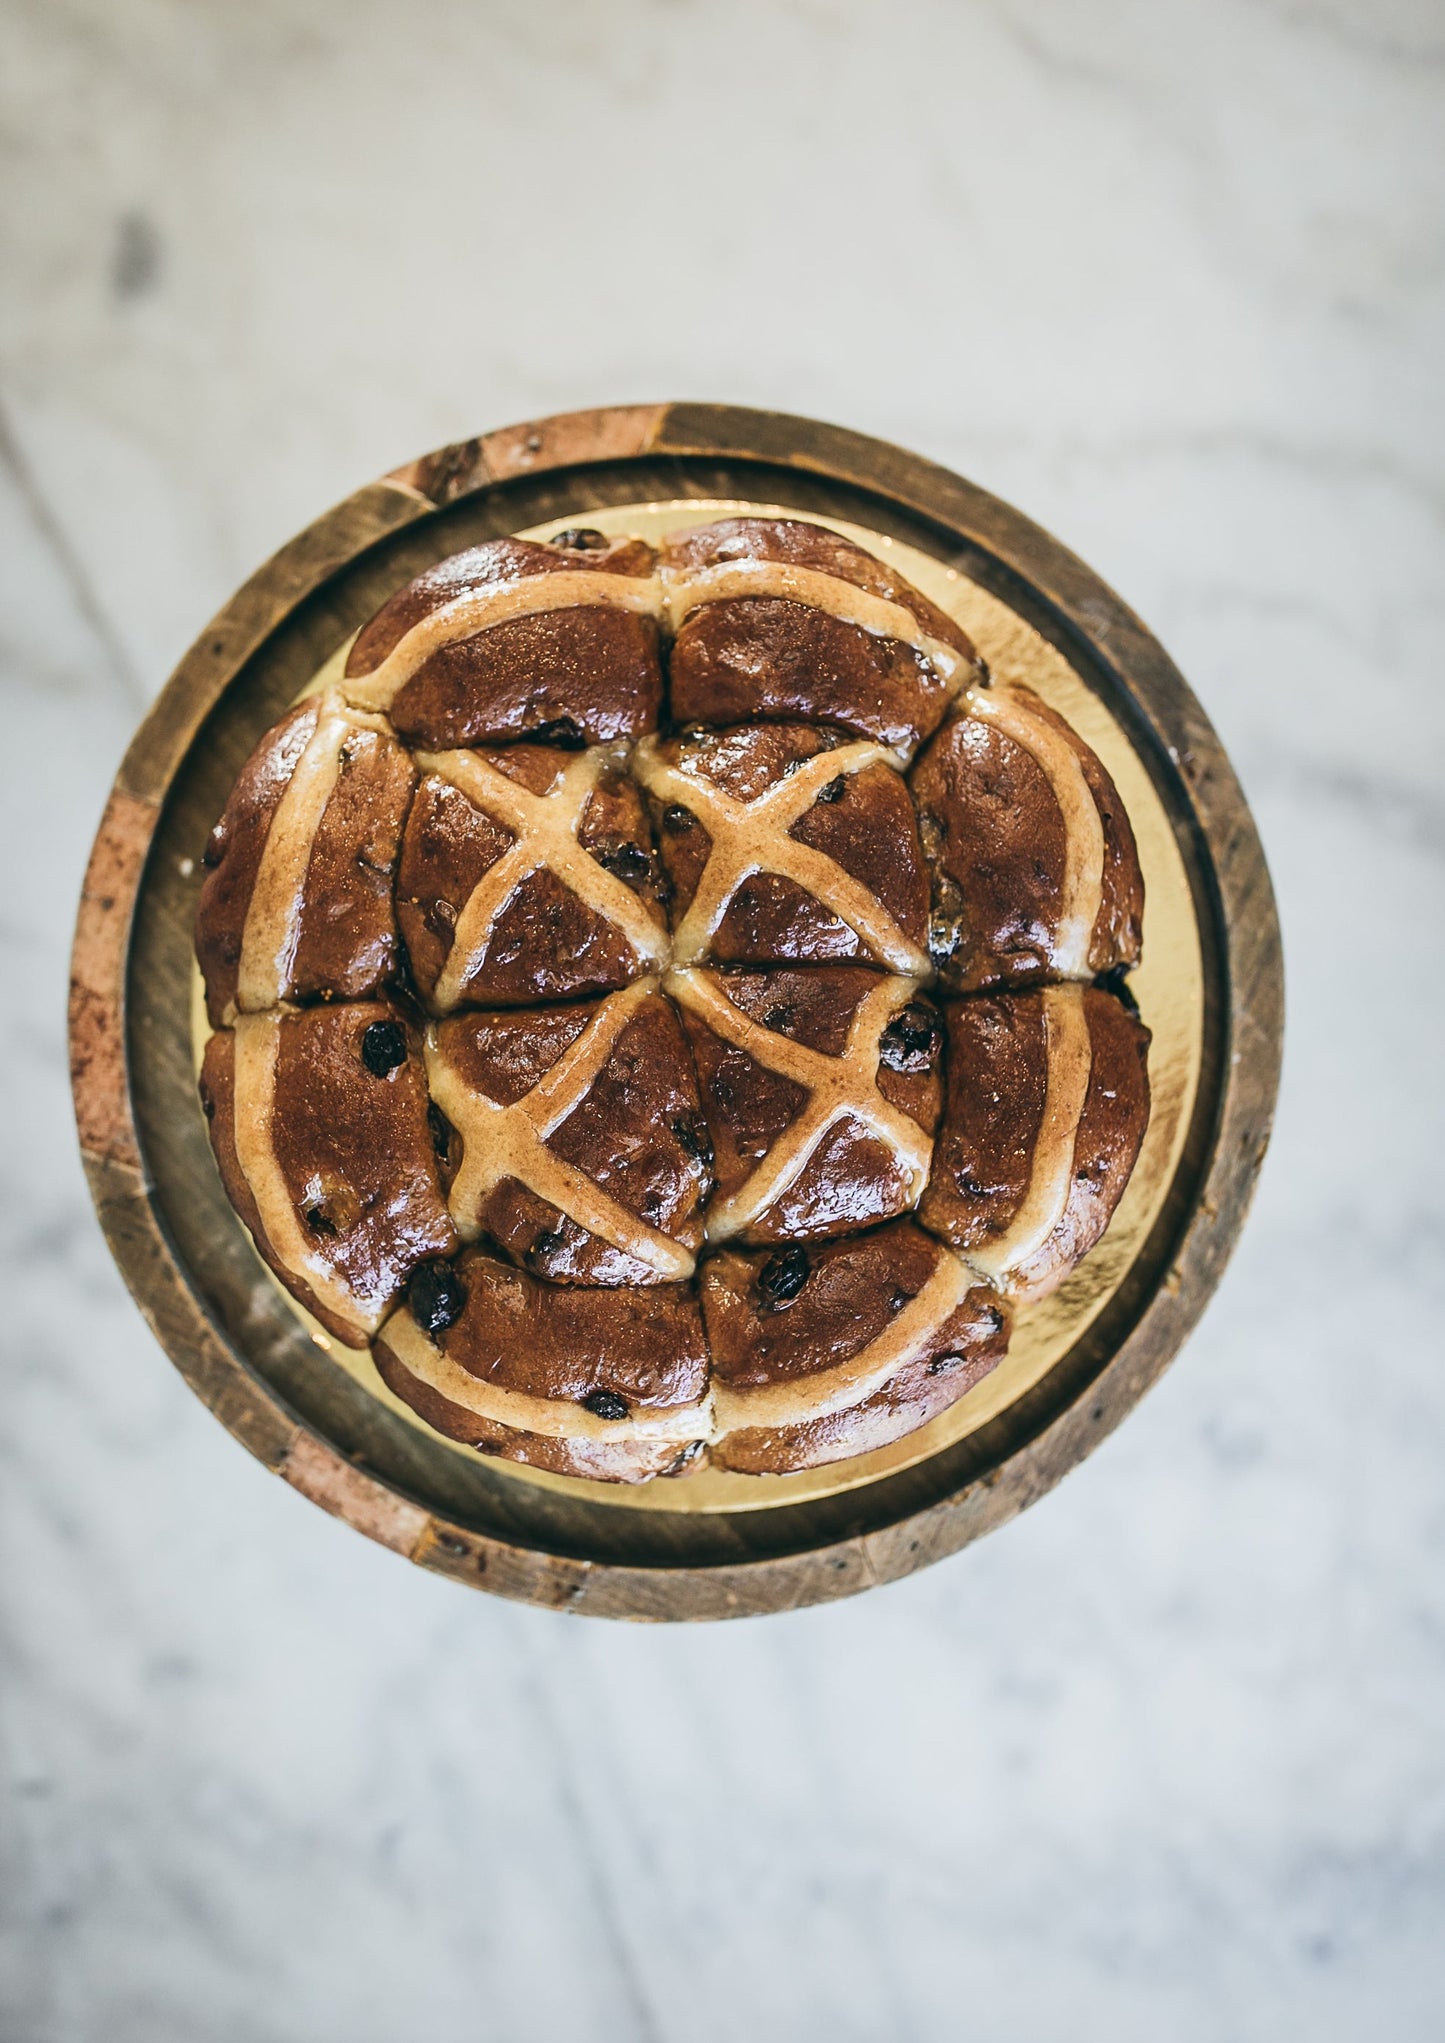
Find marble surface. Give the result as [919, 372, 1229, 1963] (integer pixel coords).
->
[2, 1, 1443, 2036]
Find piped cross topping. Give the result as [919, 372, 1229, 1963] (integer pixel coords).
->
[415, 746, 669, 1011]
[659, 557, 969, 686]
[667, 967, 935, 1241]
[426, 979, 698, 1282]
[634, 737, 931, 975]
[343, 568, 664, 711]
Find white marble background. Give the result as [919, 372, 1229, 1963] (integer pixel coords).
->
[2, 2, 1442, 2036]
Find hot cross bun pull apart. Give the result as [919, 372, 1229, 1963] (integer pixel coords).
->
[195, 516, 1152, 1479]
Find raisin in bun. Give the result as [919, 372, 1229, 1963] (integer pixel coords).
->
[703, 1222, 1011, 1474]
[375, 1248, 712, 1483]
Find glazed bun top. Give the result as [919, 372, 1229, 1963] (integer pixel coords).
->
[345, 532, 665, 748]
[659, 517, 978, 669]
[346, 531, 660, 677]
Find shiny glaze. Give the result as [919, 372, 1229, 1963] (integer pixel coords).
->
[911, 683, 1143, 992]
[199, 1002, 455, 1345]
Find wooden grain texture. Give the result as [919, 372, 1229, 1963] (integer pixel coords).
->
[67, 404, 1284, 1621]
[384, 404, 668, 507]
[69, 787, 155, 1171]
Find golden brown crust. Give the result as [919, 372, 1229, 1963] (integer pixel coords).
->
[384, 608, 663, 749]
[297, 724, 416, 992]
[348, 535, 657, 670]
[346, 536, 663, 747]
[710, 1332, 1004, 1475]
[702, 1222, 1010, 1474]
[194, 701, 414, 1025]
[660, 517, 977, 661]
[396, 746, 665, 1008]
[1044, 984, 1152, 1288]
[195, 702, 313, 1023]
[911, 687, 1143, 991]
[373, 1344, 703, 1483]
[1076, 739, 1146, 975]
[919, 984, 1151, 1301]
[373, 1246, 710, 1484]
[669, 600, 950, 757]
[198, 1004, 456, 1345]
[662, 513, 981, 754]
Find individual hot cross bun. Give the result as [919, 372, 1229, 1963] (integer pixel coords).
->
[668, 965, 942, 1244]
[911, 685, 1144, 992]
[397, 741, 668, 1009]
[198, 1002, 456, 1346]
[919, 983, 1151, 1302]
[374, 1248, 713, 1483]
[702, 1221, 1011, 1474]
[425, 981, 711, 1287]
[634, 722, 930, 972]
[660, 517, 984, 756]
[342, 529, 663, 747]
[195, 692, 415, 1026]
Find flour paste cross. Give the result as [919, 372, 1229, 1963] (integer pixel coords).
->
[415, 745, 670, 1012]
[665, 967, 934, 1242]
[634, 738, 930, 975]
[425, 977, 697, 1282]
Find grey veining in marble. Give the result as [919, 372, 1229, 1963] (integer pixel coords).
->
[2, 2, 1443, 2037]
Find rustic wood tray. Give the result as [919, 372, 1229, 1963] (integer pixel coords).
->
[69, 405, 1283, 1620]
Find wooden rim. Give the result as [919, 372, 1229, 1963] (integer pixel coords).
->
[68, 404, 1283, 1621]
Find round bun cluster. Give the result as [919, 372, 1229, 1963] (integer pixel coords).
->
[195, 517, 1150, 1483]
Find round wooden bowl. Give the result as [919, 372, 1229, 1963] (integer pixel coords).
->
[69, 405, 1283, 1621]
